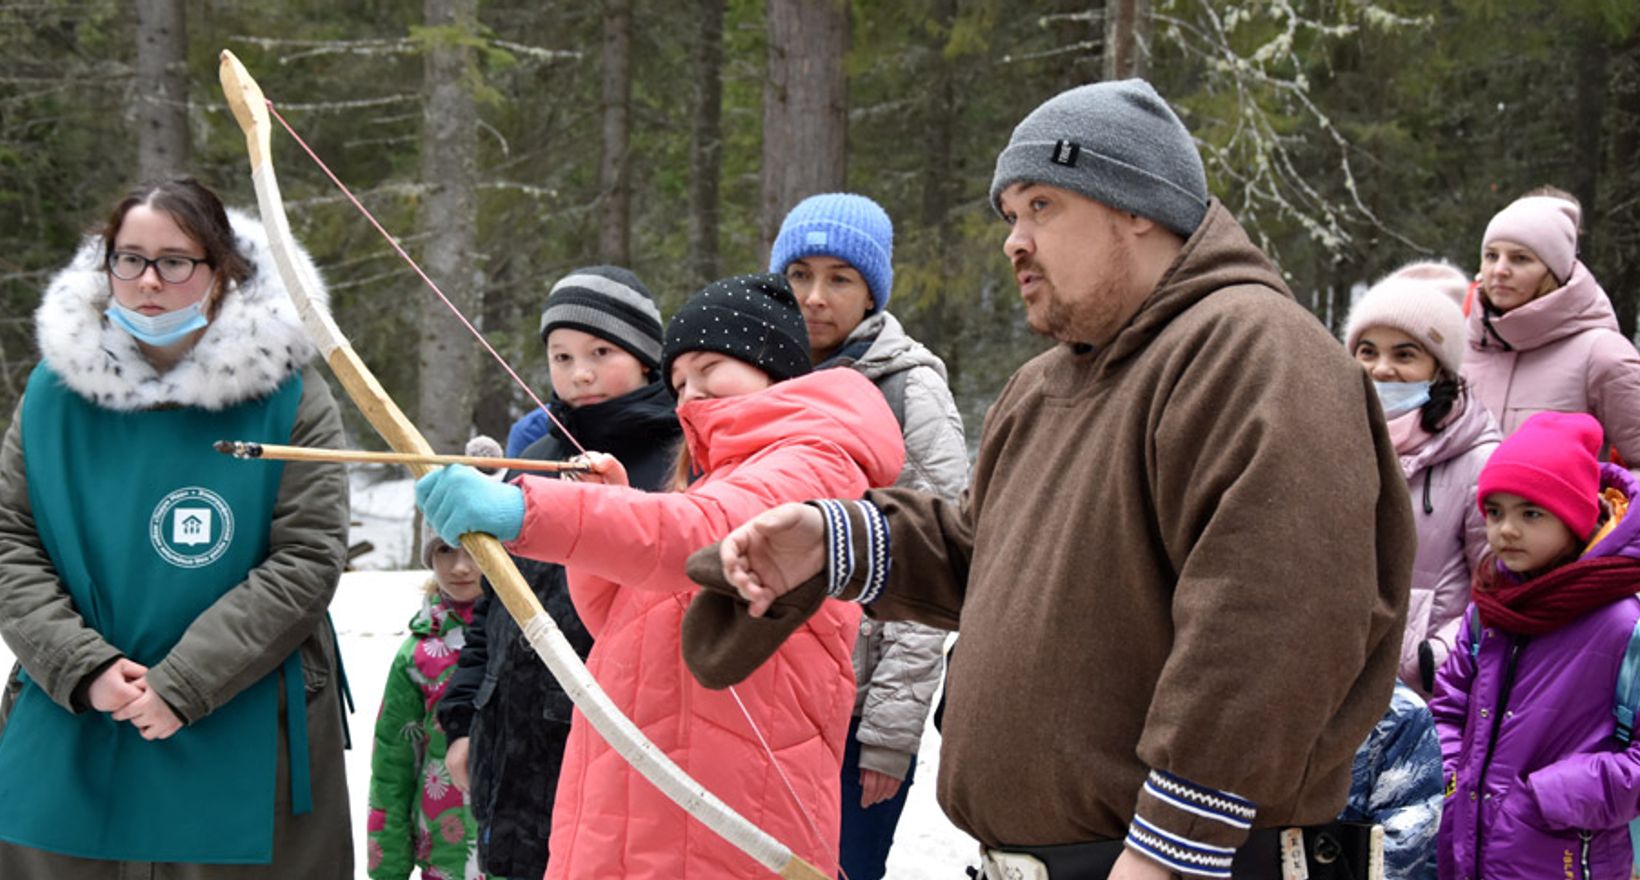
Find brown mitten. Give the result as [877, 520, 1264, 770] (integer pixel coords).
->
[681, 541, 830, 689]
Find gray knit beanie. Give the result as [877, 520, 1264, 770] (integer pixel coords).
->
[989, 79, 1209, 238]
[540, 265, 664, 371]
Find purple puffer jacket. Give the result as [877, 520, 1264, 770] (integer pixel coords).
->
[1430, 464, 1640, 880]
[1462, 262, 1640, 466]
[1398, 392, 1499, 695]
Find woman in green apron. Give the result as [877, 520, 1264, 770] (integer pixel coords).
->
[0, 177, 353, 878]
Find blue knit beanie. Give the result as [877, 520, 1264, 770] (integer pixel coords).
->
[768, 193, 894, 313]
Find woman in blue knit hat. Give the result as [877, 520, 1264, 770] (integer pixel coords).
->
[770, 192, 970, 879]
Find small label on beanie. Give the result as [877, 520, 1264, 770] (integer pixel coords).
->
[1051, 140, 1081, 166]
[805, 231, 829, 246]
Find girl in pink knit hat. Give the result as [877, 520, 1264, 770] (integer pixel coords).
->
[1346, 270, 1501, 696]
[1430, 411, 1640, 880]
[1463, 194, 1640, 469]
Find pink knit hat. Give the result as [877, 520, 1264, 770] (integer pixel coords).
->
[1481, 196, 1580, 284]
[1344, 274, 1468, 377]
[1476, 412, 1604, 540]
[1388, 260, 1469, 307]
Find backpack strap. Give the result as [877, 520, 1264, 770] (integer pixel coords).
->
[1613, 615, 1640, 746]
[875, 368, 910, 430]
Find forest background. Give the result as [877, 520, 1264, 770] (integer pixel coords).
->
[4, 0, 1639, 452]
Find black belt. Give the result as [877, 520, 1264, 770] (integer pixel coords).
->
[982, 822, 1377, 880]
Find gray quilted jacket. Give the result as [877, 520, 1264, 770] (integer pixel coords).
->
[834, 311, 968, 780]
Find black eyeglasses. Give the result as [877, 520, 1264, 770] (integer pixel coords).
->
[107, 252, 210, 284]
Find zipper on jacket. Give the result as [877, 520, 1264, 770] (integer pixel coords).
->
[1474, 636, 1526, 878]
[1422, 468, 1434, 515]
[1579, 830, 1592, 879]
[1479, 307, 1514, 352]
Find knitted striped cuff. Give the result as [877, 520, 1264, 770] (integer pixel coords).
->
[1124, 770, 1256, 878]
[807, 498, 892, 604]
[811, 499, 855, 597]
[855, 499, 891, 604]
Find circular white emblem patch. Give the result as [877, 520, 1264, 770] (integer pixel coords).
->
[148, 487, 235, 569]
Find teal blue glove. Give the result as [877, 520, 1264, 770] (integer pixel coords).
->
[415, 464, 525, 545]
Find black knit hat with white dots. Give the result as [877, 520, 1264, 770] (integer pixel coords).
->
[661, 272, 812, 394]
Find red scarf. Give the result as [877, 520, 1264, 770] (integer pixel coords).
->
[1474, 555, 1640, 635]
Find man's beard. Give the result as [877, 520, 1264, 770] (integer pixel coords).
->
[1020, 237, 1133, 345]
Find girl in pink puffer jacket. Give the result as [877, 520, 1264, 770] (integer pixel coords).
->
[416, 273, 904, 879]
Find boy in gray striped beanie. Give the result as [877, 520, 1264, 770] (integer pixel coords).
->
[539, 265, 664, 374]
[507, 265, 665, 456]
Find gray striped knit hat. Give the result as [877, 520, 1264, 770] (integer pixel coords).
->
[539, 265, 664, 371]
[989, 79, 1209, 238]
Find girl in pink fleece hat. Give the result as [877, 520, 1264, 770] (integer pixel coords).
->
[1430, 411, 1640, 880]
[1346, 270, 1502, 695]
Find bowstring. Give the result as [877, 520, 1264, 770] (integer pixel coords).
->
[264, 99, 586, 456]
[730, 683, 835, 862]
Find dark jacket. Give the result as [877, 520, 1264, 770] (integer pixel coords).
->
[437, 381, 679, 879]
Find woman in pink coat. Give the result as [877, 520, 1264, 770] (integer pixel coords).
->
[417, 273, 904, 879]
[1345, 265, 1499, 695]
[1463, 195, 1640, 465]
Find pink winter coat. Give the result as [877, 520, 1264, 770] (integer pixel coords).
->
[1463, 262, 1640, 464]
[1395, 392, 1498, 694]
[505, 368, 905, 880]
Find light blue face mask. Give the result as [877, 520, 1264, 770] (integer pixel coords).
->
[105, 301, 209, 347]
[1374, 380, 1432, 419]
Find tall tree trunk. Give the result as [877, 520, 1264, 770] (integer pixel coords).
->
[1103, 0, 1151, 81]
[474, 258, 517, 445]
[918, 0, 962, 380]
[1601, 36, 1640, 339]
[1569, 32, 1609, 258]
[417, 0, 482, 453]
[688, 0, 725, 287]
[599, 0, 633, 265]
[760, 0, 849, 260]
[134, 0, 189, 178]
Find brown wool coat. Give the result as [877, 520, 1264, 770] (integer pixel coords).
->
[842, 201, 1413, 852]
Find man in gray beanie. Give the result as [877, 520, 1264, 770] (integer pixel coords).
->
[687, 79, 1412, 880]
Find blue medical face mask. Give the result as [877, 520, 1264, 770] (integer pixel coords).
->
[1374, 380, 1432, 419]
[105, 301, 209, 347]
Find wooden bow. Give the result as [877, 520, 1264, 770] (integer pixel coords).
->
[217, 50, 826, 880]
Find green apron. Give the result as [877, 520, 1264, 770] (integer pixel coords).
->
[0, 364, 303, 863]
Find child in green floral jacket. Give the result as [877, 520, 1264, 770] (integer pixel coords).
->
[366, 441, 499, 880]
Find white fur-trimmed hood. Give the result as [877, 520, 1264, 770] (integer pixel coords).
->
[35, 208, 326, 411]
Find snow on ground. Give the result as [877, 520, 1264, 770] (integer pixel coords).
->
[0, 470, 977, 878]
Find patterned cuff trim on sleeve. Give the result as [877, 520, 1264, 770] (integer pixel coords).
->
[854, 499, 891, 605]
[812, 499, 854, 598]
[1124, 817, 1235, 879]
[1143, 770, 1256, 829]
